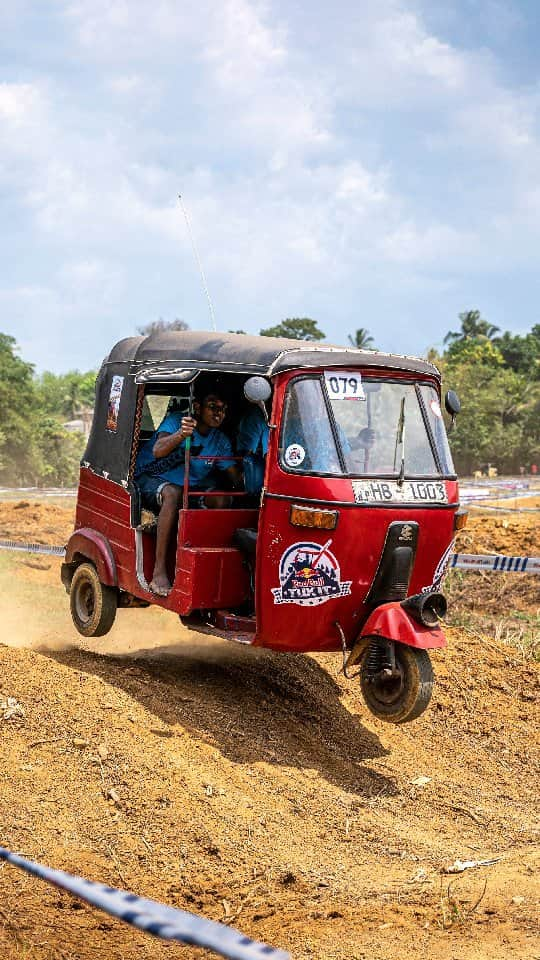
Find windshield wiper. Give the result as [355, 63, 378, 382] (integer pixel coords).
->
[393, 396, 406, 487]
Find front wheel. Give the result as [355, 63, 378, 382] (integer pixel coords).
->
[360, 641, 433, 724]
[70, 562, 117, 638]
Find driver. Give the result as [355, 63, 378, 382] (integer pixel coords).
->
[135, 389, 242, 597]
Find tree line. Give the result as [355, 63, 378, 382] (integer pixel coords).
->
[0, 311, 537, 485]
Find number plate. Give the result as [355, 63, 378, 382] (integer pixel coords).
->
[352, 479, 448, 504]
[324, 370, 365, 400]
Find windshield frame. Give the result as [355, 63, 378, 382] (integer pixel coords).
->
[279, 373, 457, 481]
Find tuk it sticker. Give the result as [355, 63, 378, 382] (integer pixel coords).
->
[106, 375, 124, 432]
[324, 370, 366, 401]
[284, 443, 305, 467]
[272, 539, 352, 606]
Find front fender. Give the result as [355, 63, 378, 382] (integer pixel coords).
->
[359, 601, 446, 649]
[65, 529, 117, 587]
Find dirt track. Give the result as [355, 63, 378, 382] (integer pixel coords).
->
[0, 500, 538, 960]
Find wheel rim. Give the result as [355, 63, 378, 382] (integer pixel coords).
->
[365, 661, 406, 707]
[75, 580, 95, 624]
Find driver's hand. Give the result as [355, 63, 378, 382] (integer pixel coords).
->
[180, 416, 196, 439]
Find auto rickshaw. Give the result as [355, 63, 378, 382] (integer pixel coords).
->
[62, 331, 464, 723]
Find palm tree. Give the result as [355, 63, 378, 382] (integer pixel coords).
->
[444, 310, 500, 346]
[348, 328, 375, 349]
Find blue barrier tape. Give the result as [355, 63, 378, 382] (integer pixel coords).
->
[451, 553, 540, 574]
[0, 538, 538, 575]
[0, 847, 290, 960]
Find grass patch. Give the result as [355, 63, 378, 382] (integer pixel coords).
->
[445, 569, 539, 661]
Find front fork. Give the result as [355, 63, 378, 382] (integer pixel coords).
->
[364, 635, 399, 680]
[342, 599, 447, 677]
[343, 634, 400, 681]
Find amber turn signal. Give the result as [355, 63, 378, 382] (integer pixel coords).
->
[454, 509, 468, 531]
[290, 505, 338, 530]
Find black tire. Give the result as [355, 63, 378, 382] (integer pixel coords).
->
[360, 643, 433, 724]
[70, 562, 117, 638]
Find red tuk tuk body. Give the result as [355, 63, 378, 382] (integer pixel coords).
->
[64, 332, 462, 723]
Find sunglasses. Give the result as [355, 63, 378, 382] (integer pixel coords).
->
[204, 401, 227, 413]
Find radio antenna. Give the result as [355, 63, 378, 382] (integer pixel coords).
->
[178, 194, 217, 332]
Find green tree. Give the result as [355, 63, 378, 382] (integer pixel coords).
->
[492, 326, 540, 377]
[260, 318, 325, 340]
[444, 309, 500, 347]
[0, 333, 40, 484]
[33, 416, 86, 486]
[137, 318, 189, 336]
[348, 328, 375, 350]
[35, 370, 97, 421]
[439, 338, 539, 474]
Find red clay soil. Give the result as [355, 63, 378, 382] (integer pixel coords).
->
[0, 501, 538, 960]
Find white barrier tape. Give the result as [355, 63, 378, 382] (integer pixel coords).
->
[0, 539, 538, 575]
[0, 539, 66, 557]
[451, 553, 540, 574]
[464, 503, 540, 513]
[0, 487, 76, 496]
[0, 847, 290, 960]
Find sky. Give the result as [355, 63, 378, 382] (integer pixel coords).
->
[1, 0, 540, 373]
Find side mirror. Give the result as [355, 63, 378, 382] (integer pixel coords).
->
[244, 376, 272, 404]
[444, 390, 461, 431]
[244, 376, 272, 425]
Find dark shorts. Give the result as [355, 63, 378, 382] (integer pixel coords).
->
[137, 474, 173, 512]
[137, 473, 218, 512]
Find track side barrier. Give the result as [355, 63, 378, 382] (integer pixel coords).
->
[1, 539, 539, 573]
[0, 847, 290, 960]
[451, 553, 540, 573]
[0, 539, 66, 557]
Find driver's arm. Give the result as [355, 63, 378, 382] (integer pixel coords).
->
[152, 417, 196, 458]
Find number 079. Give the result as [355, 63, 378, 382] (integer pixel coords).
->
[324, 371, 365, 400]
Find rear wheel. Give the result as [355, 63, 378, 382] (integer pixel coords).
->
[360, 641, 433, 724]
[70, 562, 117, 638]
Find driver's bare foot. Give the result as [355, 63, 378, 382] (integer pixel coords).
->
[149, 576, 171, 597]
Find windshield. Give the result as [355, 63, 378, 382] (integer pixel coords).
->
[280, 376, 455, 477]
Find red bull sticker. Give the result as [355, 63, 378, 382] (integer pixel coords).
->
[272, 539, 352, 606]
[284, 443, 305, 467]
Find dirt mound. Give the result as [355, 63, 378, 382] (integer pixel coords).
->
[0, 630, 538, 960]
[0, 500, 74, 545]
[450, 514, 539, 657]
[456, 513, 540, 557]
[0, 498, 538, 959]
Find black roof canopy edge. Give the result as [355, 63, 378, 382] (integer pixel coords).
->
[104, 331, 440, 380]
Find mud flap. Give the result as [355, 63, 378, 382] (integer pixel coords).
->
[345, 601, 446, 674]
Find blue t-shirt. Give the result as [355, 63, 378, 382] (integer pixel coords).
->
[237, 408, 269, 455]
[135, 411, 235, 487]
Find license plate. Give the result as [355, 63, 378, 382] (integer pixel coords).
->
[352, 479, 448, 504]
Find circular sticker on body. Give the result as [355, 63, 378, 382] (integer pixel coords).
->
[271, 539, 352, 606]
[285, 444, 306, 467]
[430, 400, 442, 418]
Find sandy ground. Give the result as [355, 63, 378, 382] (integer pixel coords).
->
[0, 499, 538, 960]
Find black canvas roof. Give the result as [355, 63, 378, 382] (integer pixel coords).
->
[105, 331, 440, 379]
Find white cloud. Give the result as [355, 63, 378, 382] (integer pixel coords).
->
[2, 0, 540, 369]
[0, 82, 41, 122]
